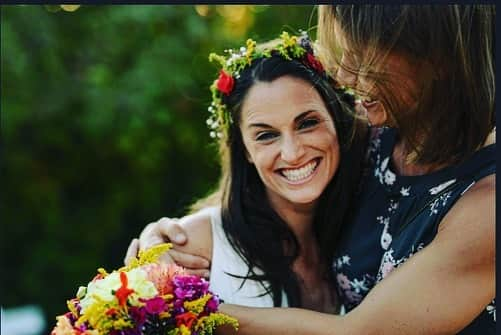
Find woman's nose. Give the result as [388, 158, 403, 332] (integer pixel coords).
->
[280, 135, 305, 164]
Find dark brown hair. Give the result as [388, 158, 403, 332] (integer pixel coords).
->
[193, 54, 367, 307]
[318, 5, 495, 165]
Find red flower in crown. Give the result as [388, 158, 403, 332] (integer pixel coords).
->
[305, 53, 324, 74]
[216, 70, 235, 95]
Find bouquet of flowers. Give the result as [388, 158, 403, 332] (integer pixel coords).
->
[50, 243, 238, 335]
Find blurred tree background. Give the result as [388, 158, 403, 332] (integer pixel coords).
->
[1, 4, 316, 333]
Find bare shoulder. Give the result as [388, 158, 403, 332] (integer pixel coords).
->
[175, 209, 214, 261]
[439, 174, 495, 228]
[436, 173, 495, 258]
[453, 173, 494, 212]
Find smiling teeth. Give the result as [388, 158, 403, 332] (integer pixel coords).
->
[282, 161, 318, 182]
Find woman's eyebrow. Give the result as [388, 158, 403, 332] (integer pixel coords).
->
[247, 122, 273, 129]
[247, 110, 317, 129]
[294, 110, 315, 123]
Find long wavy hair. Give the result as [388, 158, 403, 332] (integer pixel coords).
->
[318, 5, 495, 165]
[193, 54, 367, 307]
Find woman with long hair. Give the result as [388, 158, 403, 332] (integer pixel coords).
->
[129, 5, 495, 334]
[128, 32, 366, 312]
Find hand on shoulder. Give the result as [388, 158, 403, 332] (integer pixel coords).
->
[174, 208, 214, 261]
[124, 209, 214, 277]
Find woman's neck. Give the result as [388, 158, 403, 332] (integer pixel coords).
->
[265, 190, 320, 256]
[391, 141, 440, 176]
[266, 192, 336, 312]
[266, 191, 316, 243]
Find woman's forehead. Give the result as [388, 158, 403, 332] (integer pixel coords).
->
[240, 77, 329, 125]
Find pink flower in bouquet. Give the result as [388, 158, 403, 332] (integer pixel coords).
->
[49, 243, 238, 335]
[142, 296, 167, 314]
[173, 275, 210, 300]
[128, 306, 147, 326]
[206, 296, 220, 313]
[143, 262, 186, 295]
[51, 315, 73, 335]
[51, 315, 99, 335]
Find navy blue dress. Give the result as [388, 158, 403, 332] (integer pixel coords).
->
[334, 127, 496, 334]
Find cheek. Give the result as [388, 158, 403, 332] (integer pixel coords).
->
[322, 121, 339, 146]
[246, 145, 277, 173]
[324, 142, 341, 183]
[241, 135, 258, 164]
[327, 136, 340, 161]
[320, 128, 341, 166]
[330, 142, 341, 171]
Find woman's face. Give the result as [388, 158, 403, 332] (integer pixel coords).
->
[334, 27, 421, 126]
[239, 75, 340, 209]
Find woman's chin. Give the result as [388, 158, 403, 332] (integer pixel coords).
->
[283, 191, 322, 206]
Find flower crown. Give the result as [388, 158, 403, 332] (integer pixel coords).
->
[206, 31, 327, 139]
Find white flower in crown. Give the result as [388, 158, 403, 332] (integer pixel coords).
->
[205, 30, 343, 140]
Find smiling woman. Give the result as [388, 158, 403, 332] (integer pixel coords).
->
[240, 76, 340, 207]
[125, 5, 495, 334]
[126, 32, 367, 312]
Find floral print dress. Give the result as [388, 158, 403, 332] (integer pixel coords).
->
[334, 127, 496, 334]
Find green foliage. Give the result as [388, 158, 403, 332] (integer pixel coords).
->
[0, 4, 315, 332]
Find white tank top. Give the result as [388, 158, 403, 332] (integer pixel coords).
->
[200, 206, 288, 307]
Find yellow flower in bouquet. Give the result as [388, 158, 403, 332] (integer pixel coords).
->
[50, 244, 238, 335]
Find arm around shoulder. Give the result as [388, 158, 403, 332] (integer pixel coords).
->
[172, 209, 214, 263]
[220, 175, 495, 335]
[342, 174, 495, 334]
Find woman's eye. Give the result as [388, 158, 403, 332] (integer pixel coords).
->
[298, 118, 319, 130]
[256, 132, 278, 141]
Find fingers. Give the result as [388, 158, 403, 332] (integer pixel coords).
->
[138, 221, 169, 251]
[184, 268, 211, 279]
[127, 216, 207, 279]
[124, 238, 139, 265]
[156, 217, 187, 245]
[137, 218, 186, 252]
[168, 248, 210, 269]
[124, 236, 211, 278]
[153, 249, 210, 278]
[157, 251, 176, 265]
